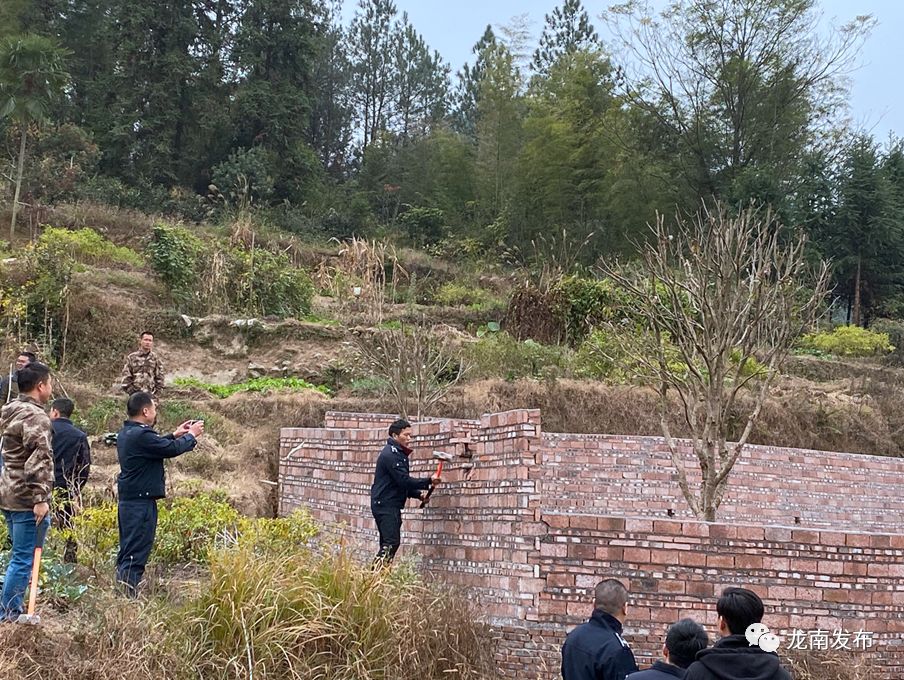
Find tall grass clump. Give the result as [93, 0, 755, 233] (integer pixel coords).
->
[171, 546, 494, 680]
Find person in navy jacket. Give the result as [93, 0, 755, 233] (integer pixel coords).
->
[627, 618, 709, 680]
[370, 418, 440, 564]
[562, 579, 639, 680]
[115, 391, 204, 595]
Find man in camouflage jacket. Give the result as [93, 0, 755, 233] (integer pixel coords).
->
[121, 331, 165, 397]
[0, 362, 54, 622]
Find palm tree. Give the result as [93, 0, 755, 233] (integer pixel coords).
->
[0, 34, 69, 238]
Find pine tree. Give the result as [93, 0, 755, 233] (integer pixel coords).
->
[531, 0, 599, 77]
[452, 25, 496, 139]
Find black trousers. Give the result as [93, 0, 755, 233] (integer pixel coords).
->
[116, 498, 158, 596]
[54, 486, 80, 563]
[372, 507, 402, 563]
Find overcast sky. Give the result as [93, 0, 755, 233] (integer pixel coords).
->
[342, 0, 904, 140]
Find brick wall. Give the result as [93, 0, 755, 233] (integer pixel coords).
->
[279, 410, 904, 678]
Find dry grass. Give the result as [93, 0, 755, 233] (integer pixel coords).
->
[0, 548, 496, 680]
[783, 648, 878, 679]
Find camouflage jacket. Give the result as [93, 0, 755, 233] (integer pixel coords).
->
[0, 395, 54, 511]
[121, 350, 165, 396]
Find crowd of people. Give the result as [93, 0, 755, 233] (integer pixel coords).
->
[0, 331, 204, 620]
[1, 337, 793, 679]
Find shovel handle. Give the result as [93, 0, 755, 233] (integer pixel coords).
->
[26, 546, 42, 616]
[26, 519, 49, 616]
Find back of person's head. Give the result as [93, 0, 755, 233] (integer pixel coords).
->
[593, 579, 629, 616]
[127, 391, 155, 417]
[717, 587, 765, 635]
[51, 397, 75, 418]
[665, 618, 710, 668]
[16, 362, 51, 393]
[389, 418, 411, 437]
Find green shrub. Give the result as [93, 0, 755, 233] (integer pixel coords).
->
[468, 332, 571, 380]
[154, 493, 242, 564]
[38, 227, 144, 267]
[82, 397, 123, 435]
[574, 327, 686, 383]
[211, 146, 276, 205]
[234, 509, 319, 555]
[63, 493, 320, 570]
[799, 325, 894, 357]
[174, 376, 330, 398]
[227, 246, 315, 317]
[148, 224, 314, 317]
[148, 223, 203, 300]
[869, 319, 904, 365]
[434, 282, 493, 307]
[398, 207, 446, 246]
[553, 276, 642, 344]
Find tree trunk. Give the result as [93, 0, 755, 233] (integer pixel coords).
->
[10, 125, 27, 240]
[853, 255, 862, 327]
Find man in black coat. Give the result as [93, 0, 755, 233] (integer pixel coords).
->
[115, 391, 204, 595]
[370, 418, 440, 564]
[683, 588, 791, 680]
[627, 618, 709, 680]
[562, 579, 639, 680]
[0, 351, 35, 405]
[50, 397, 91, 563]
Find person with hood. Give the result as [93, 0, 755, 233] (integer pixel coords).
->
[0, 362, 54, 621]
[562, 579, 639, 680]
[683, 587, 791, 680]
[370, 418, 440, 564]
[627, 618, 709, 679]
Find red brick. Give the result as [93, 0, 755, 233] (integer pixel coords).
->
[622, 547, 650, 564]
[817, 560, 845, 576]
[679, 551, 707, 567]
[707, 555, 735, 568]
[598, 517, 627, 532]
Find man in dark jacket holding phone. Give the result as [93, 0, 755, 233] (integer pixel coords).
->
[370, 418, 440, 564]
[115, 391, 204, 595]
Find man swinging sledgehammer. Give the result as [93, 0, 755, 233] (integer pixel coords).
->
[370, 419, 446, 565]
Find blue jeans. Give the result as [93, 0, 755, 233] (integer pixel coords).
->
[1, 510, 50, 621]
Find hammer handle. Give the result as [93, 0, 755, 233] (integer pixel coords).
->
[419, 461, 444, 508]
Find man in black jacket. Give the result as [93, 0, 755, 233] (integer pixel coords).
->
[627, 618, 709, 680]
[115, 391, 204, 595]
[50, 397, 91, 563]
[683, 588, 791, 680]
[370, 418, 440, 564]
[562, 579, 639, 680]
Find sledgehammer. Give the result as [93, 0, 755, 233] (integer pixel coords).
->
[419, 450, 453, 508]
[16, 519, 50, 625]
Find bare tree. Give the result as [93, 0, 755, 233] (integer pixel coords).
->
[352, 320, 467, 419]
[605, 204, 829, 520]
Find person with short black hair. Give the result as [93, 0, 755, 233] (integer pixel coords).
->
[369, 418, 440, 564]
[50, 397, 91, 563]
[683, 587, 791, 680]
[0, 362, 54, 621]
[115, 391, 204, 595]
[627, 618, 709, 679]
[0, 351, 37, 404]
[121, 331, 164, 397]
[562, 579, 639, 680]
